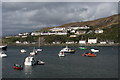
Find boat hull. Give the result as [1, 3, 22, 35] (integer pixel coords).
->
[0, 45, 7, 51]
[13, 66, 23, 70]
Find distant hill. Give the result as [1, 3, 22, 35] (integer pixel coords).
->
[39, 14, 119, 31]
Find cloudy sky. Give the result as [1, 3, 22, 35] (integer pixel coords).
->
[2, 2, 118, 37]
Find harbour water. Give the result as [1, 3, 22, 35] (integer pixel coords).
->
[2, 46, 118, 78]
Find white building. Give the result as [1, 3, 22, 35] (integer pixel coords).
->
[68, 26, 90, 30]
[100, 42, 107, 44]
[65, 41, 74, 44]
[16, 41, 21, 44]
[75, 31, 86, 35]
[23, 41, 29, 44]
[50, 27, 66, 32]
[40, 32, 67, 35]
[79, 40, 86, 44]
[31, 32, 41, 36]
[18, 33, 23, 36]
[95, 29, 103, 34]
[88, 38, 97, 44]
[69, 35, 77, 37]
[21, 36, 27, 38]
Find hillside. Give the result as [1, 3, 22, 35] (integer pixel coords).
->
[39, 14, 119, 31]
[3, 14, 120, 45]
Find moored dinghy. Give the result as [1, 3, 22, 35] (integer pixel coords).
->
[60, 46, 75, 53]
[91, 49, 99, 53]
[0, 51, 7, 58]
[20, 49, 26, 53]
[13, 64, 23, 70]
[58, 51, 65, 57]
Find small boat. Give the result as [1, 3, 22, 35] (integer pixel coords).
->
[58, 51, 65, 57]
[79, 47, 87, 50]
[37, 60, 45, 65]
[36, 49, 43, 52]
[91, 49, 99, 53]
[82, 52, 96, 57]
[0, 51, 7, 58]
[60, 46, 75, 53]
[30, 49, 37, 56]
[0, 45, 7, 51]
[24, 56, 37, 66]
[13, 64, 23, 70]
[20, 49, 26, 53]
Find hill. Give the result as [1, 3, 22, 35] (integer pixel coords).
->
[39, 14, 119, 31]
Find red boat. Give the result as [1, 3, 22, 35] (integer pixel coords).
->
[82, 52, 96, 57]
[13, 64, 23, 70]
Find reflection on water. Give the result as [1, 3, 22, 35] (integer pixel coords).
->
[24, 65, 33, 78]
[0, 58, 2, 79]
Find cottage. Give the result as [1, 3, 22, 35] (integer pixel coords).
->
[16, 41, 21, 44]
[79, 40, 86, 44]
[21, 36, 27, 38]
[75, 31, 86, 35]
[65, 41, 74, 44]
[88, 37, 97, 44]
[70, 35, 77, 37]
[95, 29, 103, 34]
[50, 27, 65, 32]
[31, 32, 41, 36]
[23, 41, 29, 44]
[100, 41, 107, 44]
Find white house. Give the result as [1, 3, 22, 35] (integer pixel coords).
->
[70, 35, 77, 37]
[23, 41, 29, 44]
[65, 41, 74, 44]
[31, 32, 41, 36]
[95, 29, 103, 34]
[75, 31, 86, 35]
[50, 27, 65, 32]
[18, 33, 23, 36]
[100, 41, 107, 44]
[21, 36, 27, 38]
[88, 37, 97, 44]
[16, 41, 21, 44]
[40, 32, 67, 35]
[79, 40, 86, 44]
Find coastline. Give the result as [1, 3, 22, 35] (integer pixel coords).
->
[6, 43, 119, 47]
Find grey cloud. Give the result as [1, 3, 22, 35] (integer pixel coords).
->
[2, 2, 118, 36]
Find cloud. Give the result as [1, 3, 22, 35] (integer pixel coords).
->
[2, 2, 118, 36]
[2, 0, 120, 2]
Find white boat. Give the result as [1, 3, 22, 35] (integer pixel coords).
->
[36, 49, 43, 52]
[30, 49, 37, 56]
[60, 46, 75, 53]
[58, 51, 65, 57]
[37, 60, 45, 65]
[0, 51, 7, 58]
[20, 49, 26, 53]
[91, 49, 99, 53]
[24, 56, 36, 66]
[0, 45, 7, 51]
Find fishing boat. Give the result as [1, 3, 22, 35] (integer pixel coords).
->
[82, 52, 96, 57]
[0, 45, 7, 51]
[58, 51, 65, 57]
[0, 51, 7, 58]
[79, 47, 87, 50]
[91, 49, 99, 53]
[60, 46, 75, 53]
[20, 49, 26, 53]
[24, 56, 37, 66]
[13, 64, 23, 70]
